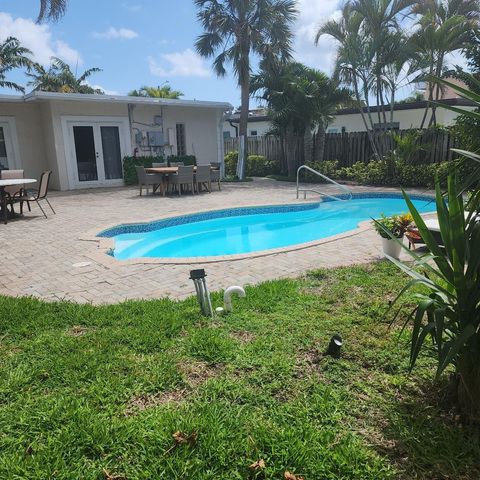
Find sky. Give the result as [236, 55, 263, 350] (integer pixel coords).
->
[0, 0, 466, 107]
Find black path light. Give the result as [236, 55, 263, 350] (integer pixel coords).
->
[326, 334, 343, 358]
[189, 269, 213, 317]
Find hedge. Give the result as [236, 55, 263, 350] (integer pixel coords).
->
[123, 155, 196, 185]
[224, 151, 279, 177]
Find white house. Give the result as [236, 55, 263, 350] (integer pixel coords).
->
[223, 108, 271, 138]
[0, 92, 232, 190]
[326, 98, 476, 133]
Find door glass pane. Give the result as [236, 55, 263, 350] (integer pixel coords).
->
[0, 127, 8, 169]
[101, 126, 122, 180]
[73, 126, 98, 181]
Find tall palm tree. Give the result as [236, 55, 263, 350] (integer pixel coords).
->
[410, 0, 480, 127]
[128, 84, 183, 99]
[316, 4, 381, 157]
[27, 57, 103, 94]
[251, 62, 352, 175]
[0, 37, 33, 93]
[194, 0, 297, 178]
[37, 0, 68, 22]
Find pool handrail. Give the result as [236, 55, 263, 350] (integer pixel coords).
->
[296, 165, 353, 201]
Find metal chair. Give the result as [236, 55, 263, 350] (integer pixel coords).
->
[1, 169, 25, 214]
[195, 165, 212, 193]
[16, 171, 55, 218]
[135, 165, 163, 196]
[168, 165, 194, 196]
[210, 162, 221, 191]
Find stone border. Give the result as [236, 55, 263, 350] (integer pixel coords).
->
[82, 192, 436, 267]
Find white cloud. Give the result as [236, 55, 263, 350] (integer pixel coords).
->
[123, 3, 143, 13]
[0, 12, 81, 65]
[148, 49, 210, 77]
[293, 0, 341, 73]
[92, 27, 139, 40]
[87, 82, 121, 95]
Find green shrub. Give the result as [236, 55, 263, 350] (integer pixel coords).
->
[223, 151, 279, 177]
[122, 155, 196, 185]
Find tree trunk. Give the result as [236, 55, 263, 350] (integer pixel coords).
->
[238, 75, 250, 180]
[286, 123, 296, 177]
[419, 62, 435, 130]
[456, 350, 480, 424]
[355, 79, 381, 160]
[304, 127, 313, 164]
[316, 120, 326, 163]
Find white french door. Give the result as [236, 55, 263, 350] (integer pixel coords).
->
[64, 117, 130, 188]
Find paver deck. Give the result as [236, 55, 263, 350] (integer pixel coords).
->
[0, 179, 433, 304]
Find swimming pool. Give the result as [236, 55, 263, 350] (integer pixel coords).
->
[98, 193, 435, 260]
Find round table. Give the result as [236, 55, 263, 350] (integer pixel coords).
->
[0, 178, 37, 224]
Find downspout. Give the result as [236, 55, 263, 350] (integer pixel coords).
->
[127, 103, 135, 155]
[228, 120, 239, 137]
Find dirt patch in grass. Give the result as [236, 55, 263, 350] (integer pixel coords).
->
[65, 325, 91, 337]
[125, 361, 223, 416]
[294, 346, 326, 380]
[124, 389, 187, 416]
[229, 331, 255, 343]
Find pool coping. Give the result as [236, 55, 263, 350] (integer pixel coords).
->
[81, 192, 436, 267]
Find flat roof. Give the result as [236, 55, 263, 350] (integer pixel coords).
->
[0, 91, 232, 110]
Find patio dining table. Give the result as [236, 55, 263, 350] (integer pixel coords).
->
[0, 178, 37, 224]
[145, 166, 215, 196]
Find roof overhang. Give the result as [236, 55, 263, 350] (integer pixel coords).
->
[22, 91, 232, 110]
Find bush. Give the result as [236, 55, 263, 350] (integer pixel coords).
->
[122, 155, 196, 185]
[223, 151, 279, 177]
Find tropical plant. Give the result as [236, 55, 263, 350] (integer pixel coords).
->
[0, 37, 33, 93]
[316, 0, 416, 157]
[128, 84, 183, 99]
[27, 57, 102, 94]
[194, 0, 297, 178]
[373, 213, 412, 238]
[37, 0, 68, 22]
[383, 73, 480, 423]
[251, 62, 351, 175]
[410, 0, 480, 128]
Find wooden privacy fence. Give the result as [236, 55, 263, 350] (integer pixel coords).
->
[224, 129, 458, 167]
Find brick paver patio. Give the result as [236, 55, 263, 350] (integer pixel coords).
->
[0, 179, 433, 304]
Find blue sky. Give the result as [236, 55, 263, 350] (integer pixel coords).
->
[0, 0, 466, 107]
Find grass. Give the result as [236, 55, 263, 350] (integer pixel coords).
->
[0, 261, 479, 479]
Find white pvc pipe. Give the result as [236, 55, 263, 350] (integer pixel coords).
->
[223, 286, 246, 312]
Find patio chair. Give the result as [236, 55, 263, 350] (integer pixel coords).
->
[1, 169, 24, 214]
[152, 162, 167, 168]
[15, 170, 55, 218]
[195, 165, 212, 193]
[169, 165, 194, 196]
[169, 162, 184, 167]
[210, 162, 221, 191]
[135, 165, 163, 196]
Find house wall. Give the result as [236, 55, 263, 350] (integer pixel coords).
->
[0, 102, 48, 181]
[45, 101, 223, 190]
[223, 120, 271, 138]
[327, 105, 475, 133]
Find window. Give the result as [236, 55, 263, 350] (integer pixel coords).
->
[176, 123, 186, 156]
[373, 122, 400, 131]
[327, 128, 339, 134]
[223, 131, 231, 139]
[250, 130, 258, 136]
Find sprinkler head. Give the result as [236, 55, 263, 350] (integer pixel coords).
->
[326, 334, 343, 358]
[189, 269, 206, 280]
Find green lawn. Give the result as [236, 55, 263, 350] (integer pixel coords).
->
[0, 262, 478, 479]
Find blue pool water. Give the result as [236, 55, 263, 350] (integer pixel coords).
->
[99, 194, 435, 260]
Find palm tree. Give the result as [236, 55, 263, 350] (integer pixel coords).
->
[316, 4, 381, 157]
[37, 0, 68, 22]
[128, 84, 183, 99]
[410, 0, 480, 127]
[194, 0, 297, 178]
[0, 37, 33, 93]
[251, 62, 351, 176]
[27, 57, 103, 94]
